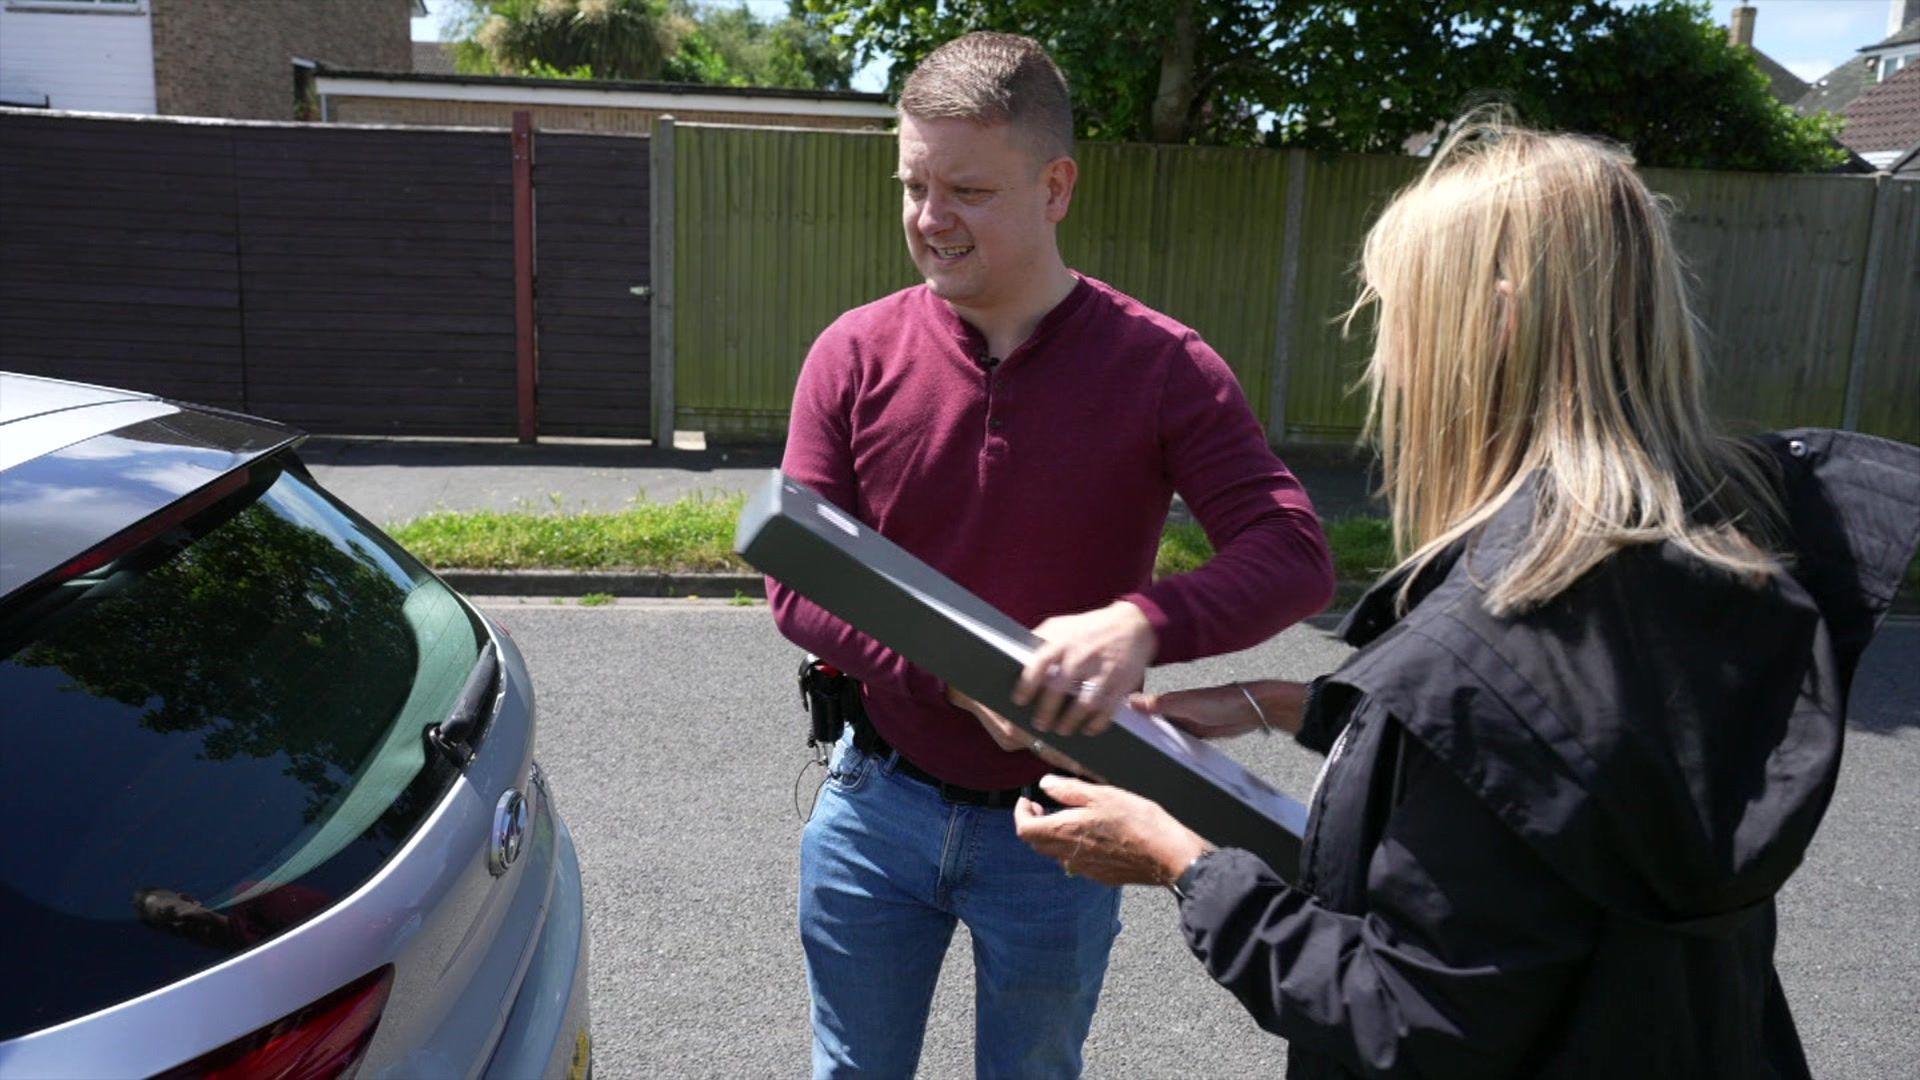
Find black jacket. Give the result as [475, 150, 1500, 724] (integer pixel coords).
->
[1176, 430, 1920, 1078]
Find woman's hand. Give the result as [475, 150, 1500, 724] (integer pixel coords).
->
[1132, 680, 1307, 740]
[1013, 775, 1211, 888]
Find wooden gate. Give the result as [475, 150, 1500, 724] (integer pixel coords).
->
[532, 133, 651, 438]
[0, 109, 652, 439]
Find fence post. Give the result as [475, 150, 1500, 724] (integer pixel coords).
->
[650, 116, 677, 447]
[512, 110, 538, 443]
[1840, 174, 1891, 432]
[1265, 149, 1309, 446]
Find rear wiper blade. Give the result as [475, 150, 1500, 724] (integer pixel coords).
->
[428, 641, 499, 768]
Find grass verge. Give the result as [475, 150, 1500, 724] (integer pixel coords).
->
[391, 495, 1918, 602]
[390, 493, 747, 573]
[1155, 517, 1393, 581]
[392, 494, 1403, 584]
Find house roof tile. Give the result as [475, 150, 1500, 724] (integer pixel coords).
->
[1798, 18, 1920, 114]
[1863, 15, 1920, 51]
[1750, 47, 1810, 103]
[411, 42, 456, 76]
[1798, 54, 1877, 114]
[1838, 60, 1920, 156]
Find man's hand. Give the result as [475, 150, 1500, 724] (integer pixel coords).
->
[1012, 600, 1156, 738]
[947, 686, 1093, 777]
[1131, 680, 1307, 740]
[1013, 775, 1211, 887]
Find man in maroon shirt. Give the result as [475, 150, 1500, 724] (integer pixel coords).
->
[768, 32, 1334, 1079]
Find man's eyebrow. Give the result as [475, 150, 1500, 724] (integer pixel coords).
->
[892, 167, 995, 186]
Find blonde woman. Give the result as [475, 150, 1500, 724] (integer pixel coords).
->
[1012, 115, 1920, 1077]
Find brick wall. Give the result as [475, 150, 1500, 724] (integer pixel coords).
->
[152, 0, 412, 121]
[325, 96, 891, 133]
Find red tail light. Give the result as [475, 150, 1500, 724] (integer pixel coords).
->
[56, 469, 250, 583]
[153, 966, 394, 1080]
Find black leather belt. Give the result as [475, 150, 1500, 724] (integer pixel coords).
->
[852, 718, 1036, 809]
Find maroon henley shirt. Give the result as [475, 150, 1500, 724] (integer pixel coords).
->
[770, 276, 1335, 789]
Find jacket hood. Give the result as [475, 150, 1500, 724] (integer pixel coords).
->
[1329, 430, 1920, 934]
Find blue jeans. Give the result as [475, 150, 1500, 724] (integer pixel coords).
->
[800, 735, 1123, 1079]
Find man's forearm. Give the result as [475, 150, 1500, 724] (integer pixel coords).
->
[1133, 505, 1335, 663]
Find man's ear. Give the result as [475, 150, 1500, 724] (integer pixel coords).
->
[1043, 156, 1078, 223]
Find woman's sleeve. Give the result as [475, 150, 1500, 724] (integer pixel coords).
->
[1178, 722, 1600, 1077]
[1291, 675, 1341, 754]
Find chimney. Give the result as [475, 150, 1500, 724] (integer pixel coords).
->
[1894, 1, 1920, 35]
[1730, 4, 1757, 48]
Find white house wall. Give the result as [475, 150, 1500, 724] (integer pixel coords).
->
[0, 3, 155, 114]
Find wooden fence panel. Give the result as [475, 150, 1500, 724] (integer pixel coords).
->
[0, 114, 246, 409]
[1285, 153, 1422, 440]
[670, 127, 1295, 437]
[532, 133, 651, 438]
[669, 127, 1901, 448]
[231, 124, 518, 436]
[1283, 160, 1888, 442]
[6, 111, 1905, 447]
[1064, 143, 1293, 422]
[673, 125, 911, 439]
[1, 111, 659, 439]
[1646, 168, 1877, 433]
[1850, 178, 1920, 444]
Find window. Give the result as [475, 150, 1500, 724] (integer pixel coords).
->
[0, 461, 484, 1038]
[2, 0, 147, 12]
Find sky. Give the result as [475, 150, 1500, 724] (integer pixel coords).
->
[1702, 0, 1905, 81]
[410, 0, 1907, 93]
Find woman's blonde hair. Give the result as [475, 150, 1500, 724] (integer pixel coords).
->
[1350, 110, 1781, 616]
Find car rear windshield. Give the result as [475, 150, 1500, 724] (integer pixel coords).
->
[0, 458, 485, 1039]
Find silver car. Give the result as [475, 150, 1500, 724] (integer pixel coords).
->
[0, 373, 591, 1078]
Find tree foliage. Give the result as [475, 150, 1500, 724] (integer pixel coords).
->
[1502, 1, 1848, 172]
[451, 0, 680, 80]
[14, 503, 417, 825]
[447, 0, 852, 90]
[664, 2, 853, 88]
[802, 0, 1847, 172]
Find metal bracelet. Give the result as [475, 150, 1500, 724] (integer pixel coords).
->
[1236, 681, 1274, 737]
[1166, 851, 1209, 903]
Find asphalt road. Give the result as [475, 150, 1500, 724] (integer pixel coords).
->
[476, 599, 1920, 1079]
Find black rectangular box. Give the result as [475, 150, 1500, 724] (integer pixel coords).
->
[735, 471, 1306, 878]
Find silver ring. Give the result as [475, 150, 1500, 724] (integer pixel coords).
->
[1030, 737, 1047, 753]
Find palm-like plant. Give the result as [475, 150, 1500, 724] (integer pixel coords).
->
[468, 0, 689, 81]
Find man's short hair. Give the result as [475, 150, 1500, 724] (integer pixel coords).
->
[898, 32, 1074, 163]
